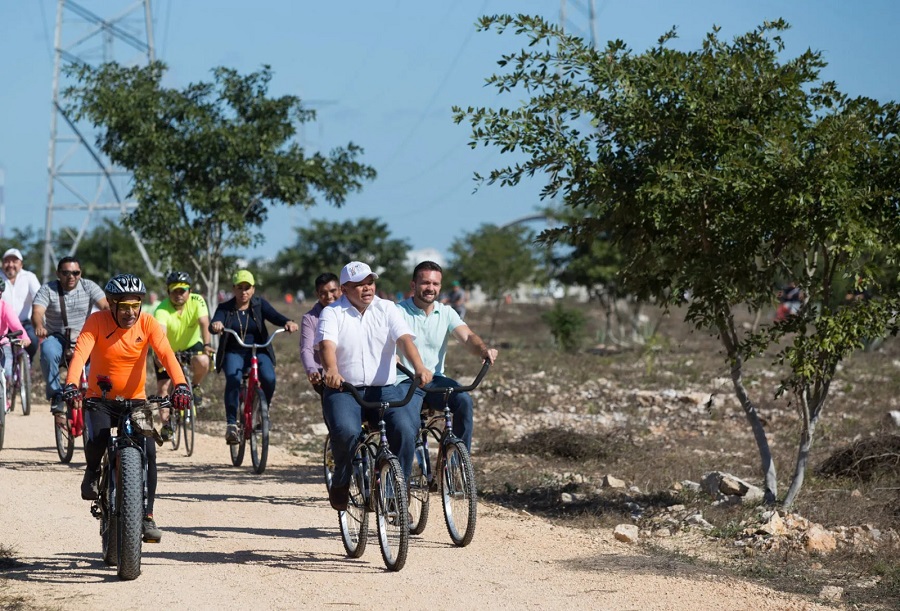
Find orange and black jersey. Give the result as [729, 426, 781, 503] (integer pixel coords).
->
[66, 310, 186, 399]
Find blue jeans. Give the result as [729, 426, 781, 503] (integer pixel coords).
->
[20, 320, 38, 359]
[39, 334, 65, 402]
[221, 350, 276, 425]
[401, 376, 474, 451]
[0, 344, 12, 383]
[323, 384, 421, 488]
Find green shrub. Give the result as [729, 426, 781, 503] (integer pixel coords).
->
[541, 303, 585, 352]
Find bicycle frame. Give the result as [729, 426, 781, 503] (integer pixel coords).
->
[219, 327, 284, 432]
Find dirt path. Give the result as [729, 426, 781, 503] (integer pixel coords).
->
[0, 405, 835, 610]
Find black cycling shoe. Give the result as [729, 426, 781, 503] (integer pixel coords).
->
[81, 469, 100, 501]
[328, 485, 350, 511]
[142, 515, 162, 543]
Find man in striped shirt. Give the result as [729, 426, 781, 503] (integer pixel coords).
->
[32, 256, 108, 420]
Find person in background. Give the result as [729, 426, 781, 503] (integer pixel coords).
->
[1, 248, 41, 359]
[299, 272, 341, 395]
[396, 261, 496, 451]
[209, 270, 298, 443]
[32, 256, 108, 422]
[444, 280, 467, 320]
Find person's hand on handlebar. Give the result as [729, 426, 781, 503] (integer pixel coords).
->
[209, 321, 224, 334]
[62, 382, 81, 409]
[414, 366, 433, 388]
[284, 320, 298, 333]
[323, 368, 345, 390]
[171, 383, 192, 411]
[481, 346, 498, 365]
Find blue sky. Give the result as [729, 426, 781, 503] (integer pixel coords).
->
[3, 1, 900, 267]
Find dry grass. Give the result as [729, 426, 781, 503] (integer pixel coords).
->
[199, 294, 900, 608]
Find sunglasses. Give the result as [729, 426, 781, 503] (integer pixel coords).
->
[115, 300, 142, 313]
[169, 288, 189, 295]
[59, 270, 82, 278]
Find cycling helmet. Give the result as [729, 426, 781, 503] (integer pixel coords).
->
[104, 273, 147, 298]
[0, 278, 6, 293]
[166, 270, 192, 287]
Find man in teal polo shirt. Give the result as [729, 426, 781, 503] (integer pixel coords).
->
[396, 260, 497, 451]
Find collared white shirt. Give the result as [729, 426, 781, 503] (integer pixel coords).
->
[317, 294, 414, 386]
[1, 269, 41, 321]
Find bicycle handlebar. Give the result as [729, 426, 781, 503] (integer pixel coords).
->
[218, 327, 286, 349]
[339, 376, 420, 409]
[84, 394, 171, 412]
[398, 360, 491, 394]
[2, 330, 24, 345]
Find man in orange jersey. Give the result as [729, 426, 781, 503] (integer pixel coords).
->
[63, 273, 192, 543]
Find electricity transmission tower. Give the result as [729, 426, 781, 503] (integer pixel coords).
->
[44, 0, 158, 281]
[560, 0, 599, 48]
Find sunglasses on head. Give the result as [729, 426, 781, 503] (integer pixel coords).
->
[59, 270, 81, 278]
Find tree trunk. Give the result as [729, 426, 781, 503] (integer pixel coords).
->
[782, 387, 828, 509]
[716, 317, 777, 504]
[728, 361, 778, 504]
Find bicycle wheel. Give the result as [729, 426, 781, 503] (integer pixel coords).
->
[0, 391, 5, 451]
[230, 384, 247, 466]
[54, 415, 75, 463]
[116, 445, 143, 581]
[338, 442, 369, 558]
[18, 355, 31, 416]
[249, 388, 270, 474]
[441, 440, 478, 547]
[408, 440, 430, 535]
[170, 407, 182, 451]
[100, 461, 117, 566]
[183, 404, 195, 457]
[375, 455, 409, 571]
[323, 434, 334, 492]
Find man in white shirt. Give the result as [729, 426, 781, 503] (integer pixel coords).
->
[1, 248, 41, 359]
[317, 261, 432, 511]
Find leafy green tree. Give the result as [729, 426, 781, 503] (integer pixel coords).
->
[64, 61, 376, 308]
[455, 16, 900, 506]
[261, 218, 411, 297]
[448, 223, 539, 339]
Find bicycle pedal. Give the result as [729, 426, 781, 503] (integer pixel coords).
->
[142, 535, 161, 544]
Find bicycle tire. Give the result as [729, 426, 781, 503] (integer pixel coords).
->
[441, 440, 478, 547]
[170, 407, 182, 451]
[323, 434, 334, 492]
[375, 455, 409, 571]
[408, 441, 430, 535]
[100, 461, 117, 566]
[230, 383, 247, 466]
[19, 355, 31, 416]
[54, 416, 75, 463]
[249, 387, 269, 474]
[183, 404, 195, 457]
[116, 445, 143, 580]
[338, 442, 369, 558]
[0, 392, 5, 451]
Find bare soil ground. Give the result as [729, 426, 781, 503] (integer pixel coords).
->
[0, 404, 832, 610]
[2, 297, 897, 610]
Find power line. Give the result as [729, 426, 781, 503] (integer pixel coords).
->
[380, 0, 490, 174]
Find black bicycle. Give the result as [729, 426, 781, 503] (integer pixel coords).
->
[324, 380, 418, 572]
[81, 376, 168, 581]
[407, 362, 490, 547]
[168, 350, 198, 456]
[5, 330, 31, 416]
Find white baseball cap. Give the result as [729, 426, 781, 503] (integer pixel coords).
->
[2, 248, 23, 261]
[339, 261, 378, 285]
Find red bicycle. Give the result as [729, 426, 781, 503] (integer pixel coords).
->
[219, 327, 285, 474]
[56, 355, 88, 463]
